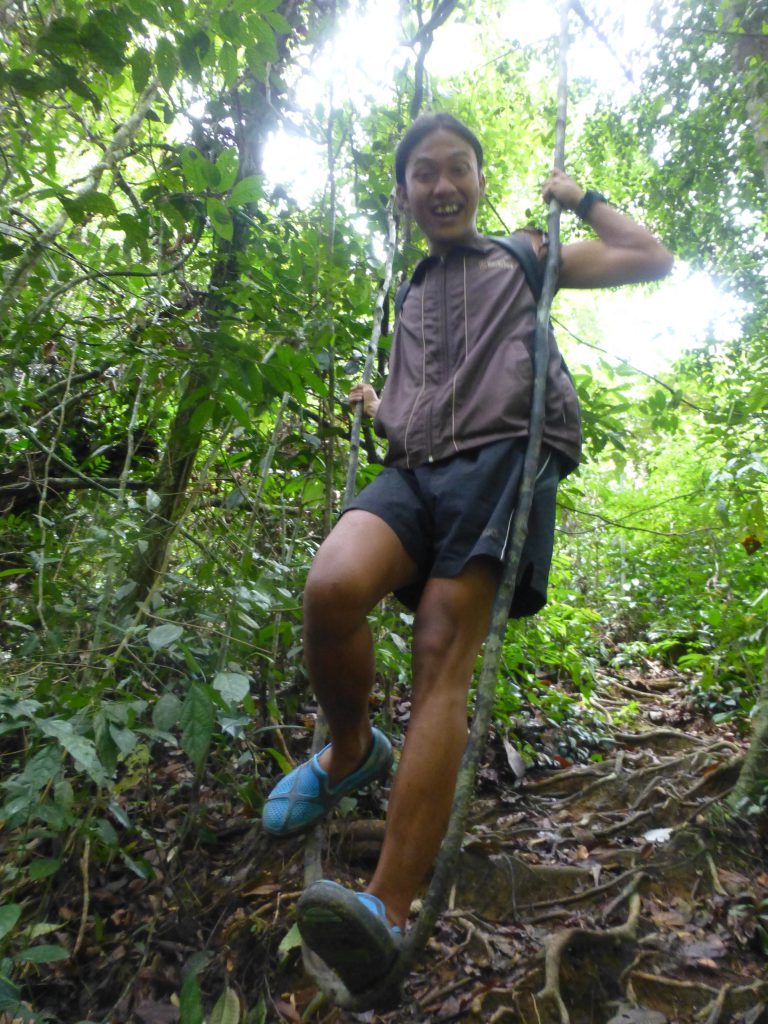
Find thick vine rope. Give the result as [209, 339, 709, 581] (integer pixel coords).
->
[303, 1, 573, 1008]
[342, 197, 399, 509]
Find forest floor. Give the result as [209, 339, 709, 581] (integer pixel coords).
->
[10, 663, 768, 1024]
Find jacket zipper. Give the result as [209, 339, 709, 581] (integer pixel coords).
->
[403, 274, 428, 468]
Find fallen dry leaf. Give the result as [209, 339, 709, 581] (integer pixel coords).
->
[681, 936, 727, 960]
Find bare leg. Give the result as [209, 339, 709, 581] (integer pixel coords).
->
[303, 510, 417, 786]
[366, 558, 500, 928]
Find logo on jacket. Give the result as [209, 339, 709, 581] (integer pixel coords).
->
[479, 256, 516, 270]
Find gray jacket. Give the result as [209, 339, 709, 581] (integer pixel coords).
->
[373, 234, 582, 471]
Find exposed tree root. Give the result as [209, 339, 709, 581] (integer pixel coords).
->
[528, 888, 643, 1024]
[614, 728, 706, 750]
[628, 972, 768, 1020]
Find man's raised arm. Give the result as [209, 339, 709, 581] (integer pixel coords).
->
[542, 169, 674, 289]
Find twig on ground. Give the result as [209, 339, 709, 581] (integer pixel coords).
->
[72, 837, 91, 958]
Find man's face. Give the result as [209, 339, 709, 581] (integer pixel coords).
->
[397, 129, 485, 256]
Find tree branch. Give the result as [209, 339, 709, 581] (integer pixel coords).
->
[0, 78, 161, 324]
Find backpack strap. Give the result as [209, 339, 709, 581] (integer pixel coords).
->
[488, 234, 545, 303]
[493, 235, 575, 383]
[394, 279, 411, 320]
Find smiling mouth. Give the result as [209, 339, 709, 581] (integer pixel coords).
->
[432, 203, 463, 218]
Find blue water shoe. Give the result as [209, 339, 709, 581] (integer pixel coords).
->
[262, 728, 392, 838]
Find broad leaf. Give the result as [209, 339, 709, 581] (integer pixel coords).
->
[155, 36, 178, 90]
[181, 146, 211, 192]
[153, 693, 182, 731]
[14, 945, 69, 964]
[213, 672, 250, 705]
[131, 47, 152, 91]
[278, 923, 302, 958]
[210, 987, 240, 1024]
[215, 148, 239, 191]
[0, 905, 21, 941]
[147, 623, 184, 651]
[229, 175, 263, 206]
[207, 198, 234, 241]
[181, 684, 214, 771]
[37, 721, 105, 785]
[27, 859, 61, 881]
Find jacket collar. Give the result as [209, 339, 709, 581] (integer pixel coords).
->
[410, 236, 497, 283]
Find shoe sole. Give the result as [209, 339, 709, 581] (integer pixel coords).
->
[297, 881, 401, 993]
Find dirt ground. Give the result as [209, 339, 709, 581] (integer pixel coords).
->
[9, 664, 768, 1024]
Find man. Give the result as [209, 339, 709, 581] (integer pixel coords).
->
[263, 112, 673, 993]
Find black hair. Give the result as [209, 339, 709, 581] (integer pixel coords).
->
[394, 113, 484, 186]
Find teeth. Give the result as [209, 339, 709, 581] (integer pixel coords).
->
[434, 203, 461, 216]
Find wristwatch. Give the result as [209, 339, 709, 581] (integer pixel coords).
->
[574, 189, 608, 220]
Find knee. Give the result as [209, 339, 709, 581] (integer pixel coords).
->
[412, 611, 476, 683]
[303, 562, 367, 639]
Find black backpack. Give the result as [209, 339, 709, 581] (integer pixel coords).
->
[393, 235, 545, 319]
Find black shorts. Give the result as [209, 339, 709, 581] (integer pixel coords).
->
[345, 438, 564, 618]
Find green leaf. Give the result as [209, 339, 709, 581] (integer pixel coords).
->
[147, 623, 184, 651]
[0, 242, 23, 261]
[244, 44, 267, 82]
[266, 747, 291, 775]
[215, 148, 239, 191]
[0, 905, 22, 941]
[131, 47, 153, 91]
[278, 923, 302, 958]
[155, 36, 178, 90]
[37, 720, 106, 785]
[121, 851, 153, 880]
[24, 922, 62, 941]
[218, 9, 242, 42]
[265, 10, 291, 34]
[181, 146, 212, 192]
[188, 397, 215, 434]
[207, 198, 233, 241]
[109, 724, 138, 756]
[27, 859, 61, 881]
[59, 192, 117, 224]
[127, 0, 163, 24]
[179, 970, 204, 1024]
[218, 391, 251, 428]
[153, 692, 182, 731]
[95, 818, 118, 848]
[179, 29, 210, 82]
[218, 41, 239, 86]
[36, 15, 81, 55]
[54, 62, 101, 108]
[0, 972, 23, 1016]
[180, 684, 214, 771]
[213, 672, 250, 705]
[228, 175, 263, 206]
[79, 21, 127, 74]
[7, 68, 54, 98]
[14, 944, 69, 964]
[209, 987, 240, 1024]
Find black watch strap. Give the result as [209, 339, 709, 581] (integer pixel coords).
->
[574, 189, 608, 220]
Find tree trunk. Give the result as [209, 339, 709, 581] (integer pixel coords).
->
[119, 367, 210, 611]
[119, 3, 339, 614]
[728, 640, 768, 813]
[723, 0, 768, 189]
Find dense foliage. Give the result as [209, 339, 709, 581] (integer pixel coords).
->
[0, 0, 766, 1015]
